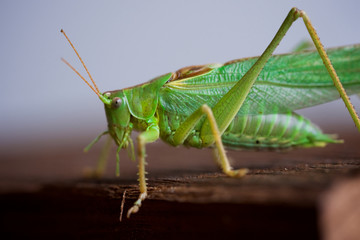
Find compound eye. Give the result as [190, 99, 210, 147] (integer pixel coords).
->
[112, 97, 122, 109]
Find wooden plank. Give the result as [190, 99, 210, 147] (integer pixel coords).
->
[0, 133, 359, 239]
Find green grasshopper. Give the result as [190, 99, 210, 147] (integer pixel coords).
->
[61, 8, 360, 219]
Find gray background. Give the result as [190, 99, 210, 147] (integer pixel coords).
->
[1, 0, 359, 147]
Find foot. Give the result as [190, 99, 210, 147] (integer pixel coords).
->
[127, 192, 147, 218]
[83, 167, 104, 178]
[224, 168, 249, 178]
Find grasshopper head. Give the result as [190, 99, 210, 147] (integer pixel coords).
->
[101, 90, 133, 149]
[61, 29, 136, 176]
[60, 29, 134, 150]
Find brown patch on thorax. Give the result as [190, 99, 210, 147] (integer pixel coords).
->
[168, 64, 216, 82]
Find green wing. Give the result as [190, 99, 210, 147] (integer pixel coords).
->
[159, 45, 360, 116]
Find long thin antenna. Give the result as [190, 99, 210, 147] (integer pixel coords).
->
[60, 29, 100, 94]
[61, 58, 100, 97]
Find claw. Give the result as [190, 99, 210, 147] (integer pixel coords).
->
[127, 192, 147, 218]
[83, 167, 103, 178]
[127, 205, 139, 218]
[225, 168, 249, 178]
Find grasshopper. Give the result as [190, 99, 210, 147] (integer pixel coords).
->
[62, 8, 360, 218]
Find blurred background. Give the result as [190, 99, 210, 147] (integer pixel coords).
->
[0, 0, 359, 180]
[1, 2, 359, 237]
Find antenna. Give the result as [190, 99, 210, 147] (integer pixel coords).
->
[61, 58, 100, 97]
[61, 29, 101, 95]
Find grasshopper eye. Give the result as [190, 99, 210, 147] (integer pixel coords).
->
[112, 97, 122, 109]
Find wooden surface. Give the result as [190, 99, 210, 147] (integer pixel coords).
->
[0, 131, 359, 239]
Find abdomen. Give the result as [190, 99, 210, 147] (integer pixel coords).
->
[221, 112, 338, 149]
